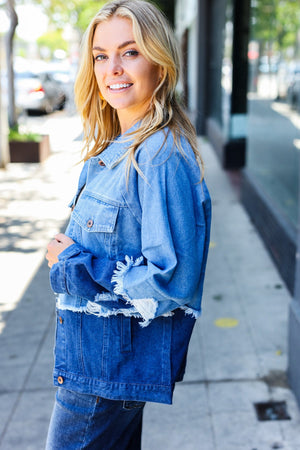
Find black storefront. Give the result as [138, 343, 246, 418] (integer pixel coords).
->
[179, 0, 300, 406]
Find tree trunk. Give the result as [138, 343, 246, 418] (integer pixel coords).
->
[6, 0, 18, 129]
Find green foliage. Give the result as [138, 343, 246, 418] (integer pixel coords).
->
[34, 0, 107, 33]
[9, 125, 42, 143]
[37, 29, 68, 56]
[34, 0, 174, 33]
[251, 0, 300, 53]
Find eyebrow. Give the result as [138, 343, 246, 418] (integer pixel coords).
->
[92, 40, 136, 52]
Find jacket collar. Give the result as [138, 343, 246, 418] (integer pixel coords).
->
[93, 122, 140, 169]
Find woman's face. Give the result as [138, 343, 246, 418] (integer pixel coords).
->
[92, 16, 161, 132]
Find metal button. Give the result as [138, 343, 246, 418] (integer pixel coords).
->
[59, 316, 63, 324]
[87, 219, 94, 228]
[57, 376, 64, 384]
[98, 160, 105, 166]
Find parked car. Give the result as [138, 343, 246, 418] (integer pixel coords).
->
[15, 69, 67, 114]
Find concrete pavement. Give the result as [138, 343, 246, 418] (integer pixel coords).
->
[1, 111, 300, 449]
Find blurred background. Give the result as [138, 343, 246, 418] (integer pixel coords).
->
[1, 1, 300, 445]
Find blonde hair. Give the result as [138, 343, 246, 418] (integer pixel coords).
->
[74, 0, 203, 175]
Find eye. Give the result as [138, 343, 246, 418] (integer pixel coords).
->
[124, 49, 139, 57]
[94, 54, 107, 62]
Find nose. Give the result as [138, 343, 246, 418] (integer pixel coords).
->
[108, 54, 123, 76]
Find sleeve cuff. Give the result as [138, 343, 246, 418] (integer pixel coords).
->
[58, 243, 83, 261]
[49, 261, 68, 294]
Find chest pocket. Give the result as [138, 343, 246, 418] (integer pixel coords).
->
[72, 192, 119, 233]
[70, 192, 119, 258]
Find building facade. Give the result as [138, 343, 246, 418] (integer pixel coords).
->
[175, 0, 300, 405]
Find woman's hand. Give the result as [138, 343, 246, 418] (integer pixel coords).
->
[46, 233, 75, 268]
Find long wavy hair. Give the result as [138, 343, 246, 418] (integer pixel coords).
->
[74, 0, 203, 176]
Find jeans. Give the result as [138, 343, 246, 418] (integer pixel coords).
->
[46, 388, 145, 449]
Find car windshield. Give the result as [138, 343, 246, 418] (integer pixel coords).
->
[15, 72, 40, 79]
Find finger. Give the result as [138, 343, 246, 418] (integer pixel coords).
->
[54, 233, 64, 242]
[47, 241, 54, 251]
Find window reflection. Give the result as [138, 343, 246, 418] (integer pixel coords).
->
[246, 0, 300, 228]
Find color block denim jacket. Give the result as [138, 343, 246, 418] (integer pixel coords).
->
[49, 125, 211, 404]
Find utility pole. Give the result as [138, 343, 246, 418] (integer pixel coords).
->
[0, 11, 10, 168]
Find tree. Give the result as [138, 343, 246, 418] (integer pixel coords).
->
[35, 0, 175, 35]
[6, 0, 18, 128]
[34, 0, 106, 34]
[37, 29, 68, 59]
[251, 0, 300, 58]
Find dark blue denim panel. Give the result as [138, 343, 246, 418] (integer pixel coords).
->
[170, 309, 196, 382]
[79, 313, 172, 386]
[54, 309, 175, 386]
[53, 309, 194, 404]
[121, 316, 132, 353]
[54, 311, 66, 373]
[54, 309, 84, 375]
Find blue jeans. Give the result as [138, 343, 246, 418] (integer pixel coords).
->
[46, 388, 145, 449]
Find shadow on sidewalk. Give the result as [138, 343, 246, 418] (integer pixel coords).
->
[0, 251, 58, 449]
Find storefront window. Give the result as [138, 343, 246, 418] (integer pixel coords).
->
[247, 0, 300, 228]
[221, 1, 233, 138]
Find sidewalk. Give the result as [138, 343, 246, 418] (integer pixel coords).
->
[1, 112, 300, 449]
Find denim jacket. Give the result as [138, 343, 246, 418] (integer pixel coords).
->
[49, 125, 211, 404]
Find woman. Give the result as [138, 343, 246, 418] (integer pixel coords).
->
[46, 0, 211, 448]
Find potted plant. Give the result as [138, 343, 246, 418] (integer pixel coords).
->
[9, 125, 50, 163]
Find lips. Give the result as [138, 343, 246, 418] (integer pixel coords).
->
[108, 83, 133, 90]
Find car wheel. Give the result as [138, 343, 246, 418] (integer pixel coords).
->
[45, 102, 54, 114]
[58, 96, 66, 111]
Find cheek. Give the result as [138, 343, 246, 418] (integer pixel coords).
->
[140, 68, 160, 92]
[94, 68, 103, 88]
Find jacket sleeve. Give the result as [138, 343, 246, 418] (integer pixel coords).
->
[111, 140, 211, 326]
[49, 243, 118, 299]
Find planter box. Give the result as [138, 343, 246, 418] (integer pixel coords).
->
[9, 135, 50, 163]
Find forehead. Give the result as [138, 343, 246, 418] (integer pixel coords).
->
[93, 16, 135, 48]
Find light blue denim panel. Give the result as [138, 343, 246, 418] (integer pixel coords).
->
[50, 124, 211, 327]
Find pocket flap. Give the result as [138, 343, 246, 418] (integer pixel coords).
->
[72, 193, 119, 233]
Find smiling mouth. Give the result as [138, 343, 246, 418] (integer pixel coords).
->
[108, 83, 133, 91]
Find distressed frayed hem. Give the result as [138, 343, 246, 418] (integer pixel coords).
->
[94, 292, 120, 302]
[127, 298, 158, 327]
[181, 306, 201, 319]
[56, 298, 87, 313]
[111, 255, 143, 297]
[112, 255, 158, 327]
[86, 301, 142, 319]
